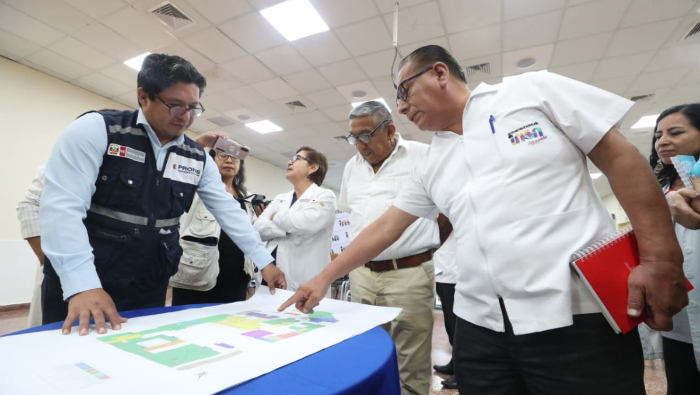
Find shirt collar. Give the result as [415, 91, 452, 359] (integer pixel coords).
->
[136, 109, 185, 148]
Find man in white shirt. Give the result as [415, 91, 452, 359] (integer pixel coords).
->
[338, 101, 440, 395]
[281, 45, 689, 394]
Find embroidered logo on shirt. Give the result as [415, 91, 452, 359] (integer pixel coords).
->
[163, 154, 203, 185]
[507, 122, 547, 146]
[107, 143, 146, 163]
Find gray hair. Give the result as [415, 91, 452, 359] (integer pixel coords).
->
[348, 101, 392, 127]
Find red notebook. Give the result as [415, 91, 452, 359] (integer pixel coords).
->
[570, 229, 694, 334]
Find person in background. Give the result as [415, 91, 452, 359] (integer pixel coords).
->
[254, 146, 335, 293]
[650, 103, 700, 394]
[337, 101, 443, 395]
[16, 166, 45, 327]
[280, 45, 689, 395]
[39, 53, 285, 336]
[170, 134, 256, 304]
[433, 232, 457, 390]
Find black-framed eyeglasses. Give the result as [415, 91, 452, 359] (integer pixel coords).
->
[396, 66, 433, 105]
[345, 119, 391, 146]
[215, 152, 240, 162]
[155, 95, 205, 118]
[290, 154, 309, 164]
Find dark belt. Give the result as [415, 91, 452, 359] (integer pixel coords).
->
[364, 250, 433, 273]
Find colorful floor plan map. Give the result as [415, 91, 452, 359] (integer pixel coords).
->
[97, 310, 339, 370]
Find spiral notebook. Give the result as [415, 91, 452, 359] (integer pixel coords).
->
[570, 229, 694, 334]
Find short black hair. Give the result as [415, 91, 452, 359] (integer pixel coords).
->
[209, 148, 248, 198]
[137, 53, 207, 103]
[650, 103, 700, 187]
[297, 146, 328, 186]
[398, 45, 466, 84]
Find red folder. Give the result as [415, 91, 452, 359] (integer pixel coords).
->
[571, 230, 694, 334]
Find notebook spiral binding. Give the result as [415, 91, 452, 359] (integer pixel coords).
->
[570, 227, 633, 262]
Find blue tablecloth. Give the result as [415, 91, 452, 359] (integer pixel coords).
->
[6, 304, 401, 395]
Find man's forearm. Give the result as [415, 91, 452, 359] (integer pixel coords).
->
[26, 236, 44, 265]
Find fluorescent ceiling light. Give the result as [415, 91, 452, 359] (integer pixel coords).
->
[246, 120, 283, 134]
[260, 0, 329, 42]
[351, 98, 392, 113]
[590, 172, 602, 180]
[124, 52, 151, 71]
[502, 70, 547, 83]
[631, 114, 660, 129]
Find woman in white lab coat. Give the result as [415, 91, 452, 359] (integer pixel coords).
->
[254, 146, 336, 293]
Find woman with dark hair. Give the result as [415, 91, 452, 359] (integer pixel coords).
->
[650, 103, 700, 394]
[254, 146, 336, 293]
[170, 134, 257, 305]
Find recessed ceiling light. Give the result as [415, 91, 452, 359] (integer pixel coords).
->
[590, 172, 602, 180]
[516, 57, 537, 69]
[631, 114, 660, 129]
[124, 52, 151, 71]
[246, 120, 283, 134]
[260, 0, 329, 42]
[351, 98, 392, 112]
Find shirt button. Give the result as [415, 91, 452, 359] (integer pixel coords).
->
[684, 247, 693, 254]
[180, 192, 184, 197]
[101, 175, 108, 181]
[127, 180, 133, 185]
[687, 272, 694, 279]
[690, 300, 698, 308]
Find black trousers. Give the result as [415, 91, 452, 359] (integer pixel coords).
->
[453, 300, 645, 395]
[436, 282, 457, 347]
[663, 336, 700, 395]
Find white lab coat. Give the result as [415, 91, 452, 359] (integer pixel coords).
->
[253, 183, 336, 293]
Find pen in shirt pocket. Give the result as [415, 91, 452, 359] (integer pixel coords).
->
[489, 115, 496, 134]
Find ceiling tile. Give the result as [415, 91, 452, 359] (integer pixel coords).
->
[114, 92, 139, 109]
[282, 69, 332, 93]
[503, 0, 566, 20]
[680, 65, 700, 85]
[588, 76, 637, 96]
[317, 59, 368, 86]
[335, 17, 392, 56]
[382, 2, 445, 45]
[201, 91, 243, 113]
[448, 24, 501, 61]
[156, 41, 215, 73]
[335, 80, 382, 103]
[61, 0, 127, 19]
[592, 51, 655, 80]
[503, 10, 562, 52]
[502, 44, 554, 77]
[305, 88, 350, 108]
[291, 110, 330, 125]
[50, 37, 116, 70]
[311, 0, 379, 28]
[659, 82, 700, 103]
[0, 4, 65, 46]
[72, 23, 146, 61]
[460, 54, 503, 84]
[558, 0, 631, 40]
[102, 6, 177, 49]
[227, 86, 270, 106]
[439, 0, 501, 34]
[24, 49, 92, 80]
[662, 14, 700, 48]
[244, 0, 284, 10]
[77, 72, 133, 97]
[550, 32, 612, 67]
[251, 78, 300, 100]
[549, 61, 598, 82]
[0, 30, 41, 59]
[186, 0, 252, 25]
[374, 0, 429, 14]
[605, 18, 681, 57]
[255, 45, 312, 75]
[220, 56, 276, 83]
[128, 0, 213, 39]
[399, 36, 451, 59]
[218, 12, 287, 53]
[182, 27, 247, 64]
[356, 49, 395, 79]
[322, 104, 354, 122]
[100, 63, 138, 88]
[627, 67, 692, 92]
[292, 31, 351, 66]
[248, 101, 293, 120]
[620, 0, 695, 28]
[224, 108, 264, 123]
[644, 43, 700, 72]
[372, 75, 398, 97]
[4, 0, 92, 34]
[200, 66, 244, 93]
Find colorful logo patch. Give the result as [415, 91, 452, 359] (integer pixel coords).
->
[107, 143, 146, 163]
[508, 122, 546, 146]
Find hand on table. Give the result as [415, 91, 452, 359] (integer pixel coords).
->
[63, 288, 128, 336]
[278, 274, 332, 314]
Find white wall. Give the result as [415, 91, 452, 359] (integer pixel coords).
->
[601, 194, 630, 228]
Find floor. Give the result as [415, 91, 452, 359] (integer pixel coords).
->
[0, 306, 668, 395]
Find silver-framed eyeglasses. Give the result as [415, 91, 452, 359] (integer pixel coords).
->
[156, 95, 205, 118]
[215, 152, 240, 162]
[344, 119, 391, 145]
[290, 154, 309, 164]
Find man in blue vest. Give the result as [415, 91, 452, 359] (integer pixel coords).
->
[40, 53, 286, 336]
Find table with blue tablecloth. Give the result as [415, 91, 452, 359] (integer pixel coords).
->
[5, 304, 401, 395]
